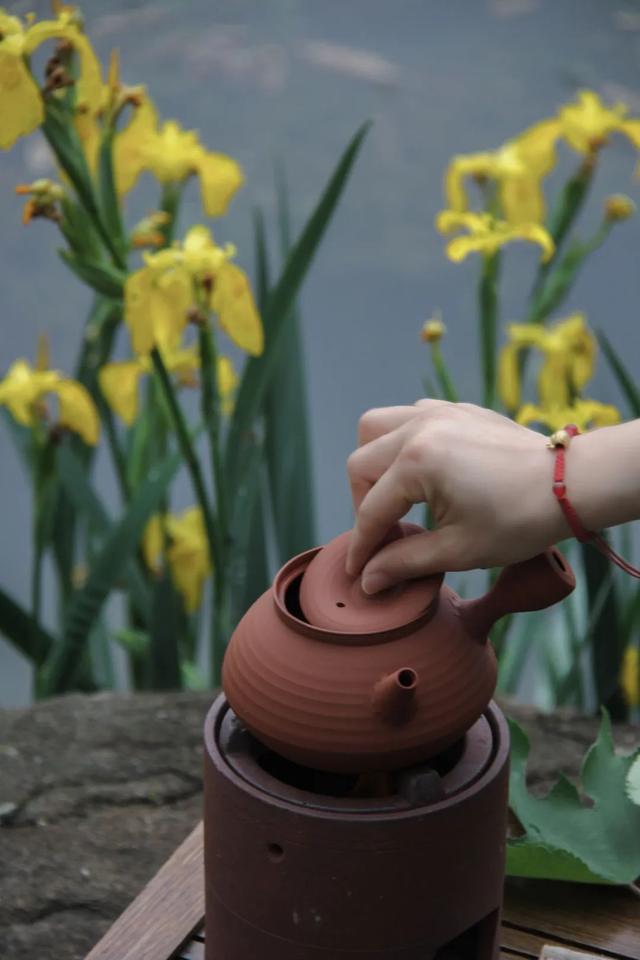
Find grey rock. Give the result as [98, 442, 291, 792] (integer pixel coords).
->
[0, 691, 637, 959]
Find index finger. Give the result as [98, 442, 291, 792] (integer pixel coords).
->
[346, 461, 423, 575]
[357, 405, 424, 447]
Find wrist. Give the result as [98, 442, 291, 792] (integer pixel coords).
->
[562, 422, 637, 534]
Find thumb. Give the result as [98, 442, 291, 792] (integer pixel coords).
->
[360, 530, 453, 594]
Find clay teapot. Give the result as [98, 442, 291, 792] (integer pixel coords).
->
[222, 524, 575, 774]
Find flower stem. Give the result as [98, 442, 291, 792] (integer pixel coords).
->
[150, 348, 220, 568]
[160, 183, 184, 247]
[479, 252, 500, 409]
[529, 158, 595, 305]
[430, 342, 459, 402]
[197, 323, 231, 684]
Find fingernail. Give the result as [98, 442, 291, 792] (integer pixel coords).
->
[362, 571, 392, 595]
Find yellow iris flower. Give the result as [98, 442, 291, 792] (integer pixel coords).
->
[622, 647, 640, 709]
[557, 90, 640, 155]
[111, 92, 243, 216]
[498, 313, 596, 411]
[143, 507, 211, 613]
[99, 345, 238, 426]
[516, 399, 621, 433]
[445, 119, 559, 225]
[0, 8, 102, 150]
[0, 358, 99, 444]
[436, 211, 554, 262]
[124, 225, 263, 357]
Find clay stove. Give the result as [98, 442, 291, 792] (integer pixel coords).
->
[203, 525, 575, 958]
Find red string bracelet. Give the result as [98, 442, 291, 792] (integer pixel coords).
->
[548, 424, 640, 579]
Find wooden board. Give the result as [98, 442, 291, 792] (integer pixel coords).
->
[84, 822, 204, 960]
[85, 821, 640, 960]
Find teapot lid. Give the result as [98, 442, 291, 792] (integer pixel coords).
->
[299, 524, 442, 633]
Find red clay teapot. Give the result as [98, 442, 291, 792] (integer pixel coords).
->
[222, 523, 575, 773]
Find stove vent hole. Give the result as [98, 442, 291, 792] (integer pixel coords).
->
[267, 842, 284, 863]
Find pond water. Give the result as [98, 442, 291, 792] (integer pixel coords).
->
[2, 0, 640, 705]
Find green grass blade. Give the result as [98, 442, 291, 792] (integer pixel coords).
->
[581, 541, 626, 718]
[479, 252, 500, 408]
[0, 586, 57, 665]
[88, 617, 116, 690]
[264, 168, 317, 560]
[253, 207, 271, 309]
[56, 443, 151, 624]
[97, 129, 127, 258]
[39, 442, 187, 694]
[235, 466, 272, 619]
[58, 250, 125, 299]
[145, 573, 183, 690]
[225, 122, 370, 489]
[597, 331, 640, 417]
[1, 409, 33, 473]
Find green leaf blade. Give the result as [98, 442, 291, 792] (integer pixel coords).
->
[226, 122, 370, 489]
[40, 443, 186, 694]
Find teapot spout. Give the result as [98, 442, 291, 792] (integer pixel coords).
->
[458, 547, 575, 641]
[372, 668, 419, 724]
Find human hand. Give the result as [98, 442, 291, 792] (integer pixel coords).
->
[345, 400, 570, 593]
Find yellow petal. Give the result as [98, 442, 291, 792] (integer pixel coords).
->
[445, 234, 497, 262]
[515, 403, 555, 429]
[24, 20, 103, 115]
[182, 224, 229, 276]
[142, 514, 164, 575]
[497, 342, 521, 411]
[113, 94, 159, 195]
[500, 175, 545, 226]
[573, 399, 621, 429]
[125, 268, 156, 355]
[514, 119, 560, 177]
[507, 322, 550, 350]
[196, 150, 244, 217]
[510, 223, 554, 262]
[147, 120, 200, 182]
[183, 224, 216, 253]
[436, 210, 487, 235]
[444, 154, 493, 212]
[165, 345, 199, 387]
[538, 353, 570, 409]
[557, 90, 626, 153]
[621, 119, 640, 150]
[212, 262, 263, 356]
[125, 263, 192, 355]
[621, 647, 640, 708]
[153, 264, 193, 352]
[0, 46, 43, 149]
[166, 507, 211, 613]
[51, 379, 100, 445]
[217, 355, 238, 414]
[99, 360, 145, 426]
[0, 360, 59, 425]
